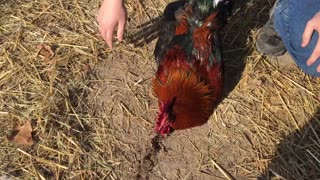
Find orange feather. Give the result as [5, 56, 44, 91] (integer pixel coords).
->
[153, 47, 218, 130]
[152, 0, 228, 135]
[153, 68, 216, 130]
[193, 12, 220, 62]
[175, 5, 192, 35]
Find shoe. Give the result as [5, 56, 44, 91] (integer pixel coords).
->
[268, 52, 296, 67]
[256, 17, 286, 57]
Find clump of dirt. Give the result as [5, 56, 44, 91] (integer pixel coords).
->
[136, 135, 163, 179]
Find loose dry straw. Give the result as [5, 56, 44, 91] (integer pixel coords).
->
[211, 159, 235, 180]
[307, 149, 320, 165]
[17, 148, 68, 170]
[273, 81, 300, 131]
[280, 72, 315, 96]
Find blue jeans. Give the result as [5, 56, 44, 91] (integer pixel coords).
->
[274, 0, 320, 76]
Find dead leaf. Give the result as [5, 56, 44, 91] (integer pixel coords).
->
[81, 64, 91, 74]
[37, 44, 54, 62]
[7, 121, 34, 146]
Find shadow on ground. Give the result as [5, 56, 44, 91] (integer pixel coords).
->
[258, 107, 320, 180]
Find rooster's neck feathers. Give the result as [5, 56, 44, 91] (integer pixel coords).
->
[153, 64, 216, 130]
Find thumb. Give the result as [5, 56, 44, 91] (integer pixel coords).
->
[302, 21, 314, 47]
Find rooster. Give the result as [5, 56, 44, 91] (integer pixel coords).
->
[152, 0, 233, 136]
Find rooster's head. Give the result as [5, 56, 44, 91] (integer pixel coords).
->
[155, 97, 177, 136]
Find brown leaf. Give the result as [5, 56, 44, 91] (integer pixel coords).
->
[7, 121, 34, 146]
[37, 44, 54, 62]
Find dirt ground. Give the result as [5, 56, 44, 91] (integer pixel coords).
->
[1, 0, 320, 179]
[92, 1, 320, 179]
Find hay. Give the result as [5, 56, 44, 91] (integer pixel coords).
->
[0, 0, 319, 179]
[0, 0, 114, 178]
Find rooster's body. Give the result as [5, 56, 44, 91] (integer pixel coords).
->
[152, 0, 233, 135]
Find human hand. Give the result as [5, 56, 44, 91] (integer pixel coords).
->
[97, 0, 127, 49]
[301, 11, 320, 72]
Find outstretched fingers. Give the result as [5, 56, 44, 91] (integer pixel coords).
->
[117, 13, 126, 42]
[306, 38, 320, 66]
[301, 12, 320, 70]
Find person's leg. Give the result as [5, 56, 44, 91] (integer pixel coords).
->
[273, 0, 320, 76]
[256, 0, 286, 56]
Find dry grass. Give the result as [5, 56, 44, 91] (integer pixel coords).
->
[0, 0, 319, 179]
[0, 0, 115, 178]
